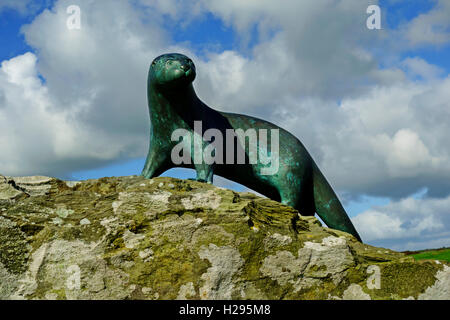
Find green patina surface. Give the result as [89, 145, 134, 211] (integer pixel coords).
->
[141, 53, 361, 241]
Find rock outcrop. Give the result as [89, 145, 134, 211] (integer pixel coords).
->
[0, 174, 448, 300]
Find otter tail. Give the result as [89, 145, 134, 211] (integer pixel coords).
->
[312, 162, 362, 242]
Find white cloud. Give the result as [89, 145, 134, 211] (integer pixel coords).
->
[401, 57, 444, 80]
[353, 195, 450, 250]
[199, 51, 247, 105]
[401, 0, 450, 47]
[353, 210, 404, 240]
[371, 128, 442, 178]
[0, 52, 136, 176]
[194, 0, 382, 103]
[0, 0, 174, 176]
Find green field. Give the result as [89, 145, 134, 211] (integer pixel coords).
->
[405, 248, 450, 262]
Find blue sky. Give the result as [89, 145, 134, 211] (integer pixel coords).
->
[0, 8, 34, 60]
[1, 0, 449, 250]
[381, 0, 435, 27]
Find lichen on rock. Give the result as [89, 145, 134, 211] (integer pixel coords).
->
[0, 175, 448, 300]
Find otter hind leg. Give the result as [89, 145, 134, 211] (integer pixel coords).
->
[279, 182, 315, 217]
[312, 162, 362, 241]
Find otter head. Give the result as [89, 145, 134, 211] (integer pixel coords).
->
[149, 53, 196, 91]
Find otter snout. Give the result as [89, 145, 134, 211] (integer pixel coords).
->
[180, 59, 195, 77]
[180, 62, 190, 71]
[176, 59, 195, 82]
[150, 53, 197, 87]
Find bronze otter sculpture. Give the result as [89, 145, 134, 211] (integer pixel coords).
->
[141, 53, 362, 242]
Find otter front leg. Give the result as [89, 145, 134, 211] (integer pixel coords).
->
[141, 146, 171, 179]
[194, 163, 214, 184]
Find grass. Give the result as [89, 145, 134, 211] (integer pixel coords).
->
[403, 248, 450, 262]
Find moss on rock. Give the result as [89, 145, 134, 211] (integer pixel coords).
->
[0, 175, 448, 300]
